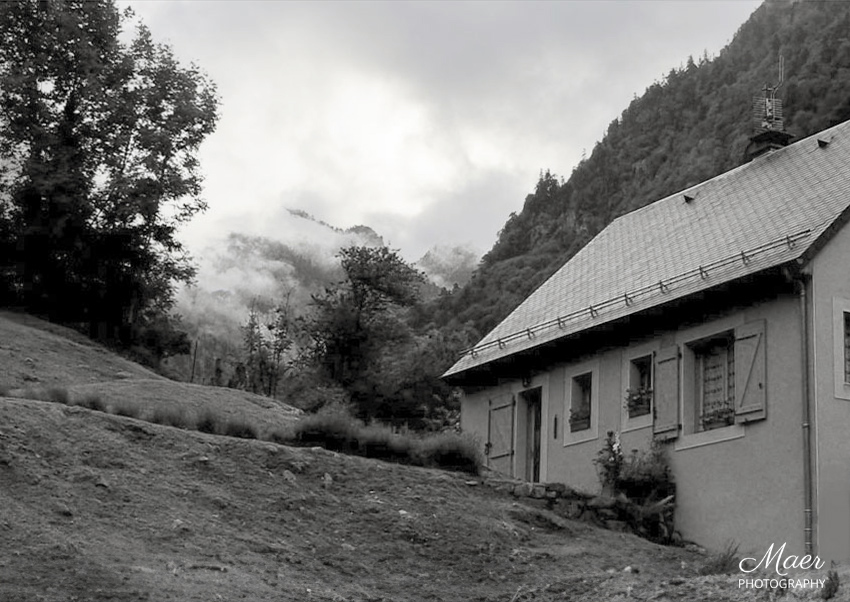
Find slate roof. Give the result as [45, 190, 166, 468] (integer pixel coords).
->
[445, 120, 850, 379]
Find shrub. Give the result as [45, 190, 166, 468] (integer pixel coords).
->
[265, 428, 292, 445]
[148, 406, 194, 430]
[291, 403, 362, 452]
[593, 430, 624, 493]
[411, 431, 483, 474]
[822, 569, 840, 600]
[16, 386, 71, 404]
[46, 386, 70, 405]
[109, 399, 141, 419]
[288, 404, 482, 474]
[222, 417, 258, 440]
[195, 409, 220, 434]
[0, 383, 10, 397]
[77, 394, 106, 412]
[617, 440, 674, 502]
[698, 541, 740, 576]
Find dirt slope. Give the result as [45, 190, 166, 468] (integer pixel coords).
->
[0, 311, 161, 388]
[0, 314, 846, 601]
[0, 311, 300, 432]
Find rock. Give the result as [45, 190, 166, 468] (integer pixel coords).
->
[55, 503, 73, 517]
[605, 520, 628, 532]
[587, 495, 617, 509]
[283, 470, 297, 484]
[115, 371, 133, 379]
[545, 482, 567, 494]
[322, 473, 333, 488]
[465, 480, 479, 486]
[530, 485, 546, 499]
[341, 543, 355, 552]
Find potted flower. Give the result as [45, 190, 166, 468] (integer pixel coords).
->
[624, 387, 652, 418]
[701, 405, 735, 430]
[569, 406, 591, 432]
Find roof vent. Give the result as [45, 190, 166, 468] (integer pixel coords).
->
[683, 193, 695, 203]
[744, 56, 793, 162]
[817, 137, 830, 148]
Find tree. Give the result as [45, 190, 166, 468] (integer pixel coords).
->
[0, 1, 218, 347]
[306, 246, 425, 420]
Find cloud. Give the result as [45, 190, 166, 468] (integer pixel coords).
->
[123, 0, 761, 264]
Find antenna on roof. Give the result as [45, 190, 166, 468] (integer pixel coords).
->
[745, 55, 793, 162]
[753, 55, 785, 132]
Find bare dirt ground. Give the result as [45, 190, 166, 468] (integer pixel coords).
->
[1, 313, 846, 601]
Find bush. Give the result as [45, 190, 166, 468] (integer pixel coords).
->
[411, 431, 483, 474]
[617, 440, 674, 502]
[699, 541, 740, 575]
[148, 406, 194, 430]
[109, 399, 141, 419]
[291, 403, 362, 452]
[76, 393, 106, 412]
[287, 404, 482, 474]
[222, 417, 258, 440]
[195, 409, 219, 434]
[46, 386, 70, 405]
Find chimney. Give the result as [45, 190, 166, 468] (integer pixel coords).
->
[744, 57, 793, 162]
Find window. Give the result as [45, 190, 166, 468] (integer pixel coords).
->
[832, 298, 850, 400]
[692, 333, 736, 432]
[844, 312, 850, 384]
[569, 372, 592, 432]
[626, 355, 653, 419]
[564, 361, 599, 446]
[656, 319, 766, 447]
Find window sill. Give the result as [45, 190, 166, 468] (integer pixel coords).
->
[622, 413, 652, 433]
[675, 423, 745, 451]
[563, 429, 598, 447]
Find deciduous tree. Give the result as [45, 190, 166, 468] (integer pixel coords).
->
[0, 0, 218, 350]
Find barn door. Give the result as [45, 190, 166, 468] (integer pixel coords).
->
[486, 394, 516, 476]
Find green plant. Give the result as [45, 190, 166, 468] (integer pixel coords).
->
[46, 386, 70, 405]
[701, 405, 735, 429]
[624, 387, 652, 418]
[110, 400, 141, 419]
[195, 409, 219, 434]
[593, 431, 624, 492]
[698, 541, 739, 575]
[222, 417, 258, 440]
[822, 569, 839, 600]
[76, 393, 106, 413]
[287, 404, 482, 474]
[148, 406, 194, 430]
[411, 431, 483, 474]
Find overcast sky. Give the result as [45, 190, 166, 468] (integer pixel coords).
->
[125, 0, 762, 261]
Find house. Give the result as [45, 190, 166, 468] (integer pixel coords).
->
[444, 118, 850, 563]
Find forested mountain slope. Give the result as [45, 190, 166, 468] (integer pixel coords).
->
[424, 0, 850, 339]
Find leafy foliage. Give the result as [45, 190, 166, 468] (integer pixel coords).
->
[0, 1, 218, 356]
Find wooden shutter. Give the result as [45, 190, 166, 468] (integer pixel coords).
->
[487, 394, 516, 476]
[735, 320, 767, 423]
[653, 345, 680, 441]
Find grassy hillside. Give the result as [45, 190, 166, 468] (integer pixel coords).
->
[0, 313, 846, 600]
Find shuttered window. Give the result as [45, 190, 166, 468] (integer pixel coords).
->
[695, 334, 736, 431]
[844, 312, 850, 384]
[734, 320, 767, 423]
[653, 345, 680, 441]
